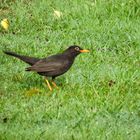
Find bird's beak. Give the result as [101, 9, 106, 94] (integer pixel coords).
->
[79, 49, 90, 53]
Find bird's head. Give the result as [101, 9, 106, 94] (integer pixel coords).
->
[64, 45, 89, 57]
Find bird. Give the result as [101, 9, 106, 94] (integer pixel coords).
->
[4, 45, 89, 91]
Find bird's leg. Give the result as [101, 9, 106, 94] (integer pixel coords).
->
[51, 77, 58, 89]
[45, 77, 52, 91]
[51, 81, 58, 88]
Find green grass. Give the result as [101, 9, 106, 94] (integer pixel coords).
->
[0, 0, 140, 139]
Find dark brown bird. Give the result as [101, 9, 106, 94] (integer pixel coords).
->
[4, 45, 89, 90]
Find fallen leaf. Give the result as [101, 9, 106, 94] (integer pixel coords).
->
[25, 88, 41, 96]
[108, 80, 116, 87]
[1, 18, 9, 30]
[53, 10, 62, 18]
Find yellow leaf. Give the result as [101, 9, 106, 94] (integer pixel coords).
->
[53, 10, 62, 18]
[25, 88, 41, 96]
[1, 18, 9, 30]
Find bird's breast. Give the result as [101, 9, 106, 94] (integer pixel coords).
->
[60, 59, 74, 72]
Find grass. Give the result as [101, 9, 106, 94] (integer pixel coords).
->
[0, 0, 140, 139]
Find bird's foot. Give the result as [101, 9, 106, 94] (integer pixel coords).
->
[51, 81, 59, 89]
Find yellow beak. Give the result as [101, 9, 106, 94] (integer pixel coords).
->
[79, 49, 90, 53]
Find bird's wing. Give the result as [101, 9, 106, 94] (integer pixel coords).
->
[26, 55, 67, 72]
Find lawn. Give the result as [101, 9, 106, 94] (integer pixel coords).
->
[0, 0, 140, 139]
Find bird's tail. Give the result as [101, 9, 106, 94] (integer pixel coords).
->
[3, 51, 40, 65]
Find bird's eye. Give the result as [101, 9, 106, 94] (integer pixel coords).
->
[75, 47, 79, 51]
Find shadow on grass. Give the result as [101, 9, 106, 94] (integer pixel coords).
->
[17, 73, 67, 89]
